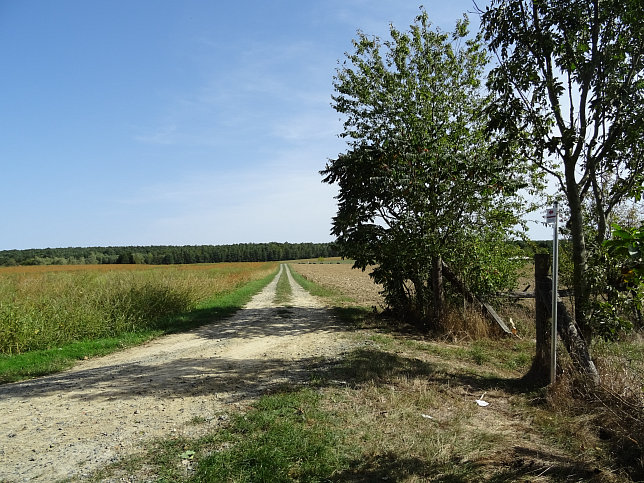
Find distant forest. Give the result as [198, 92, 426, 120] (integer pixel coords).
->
[0, 242, 339, 267]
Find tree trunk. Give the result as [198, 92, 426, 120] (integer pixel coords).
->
[556, 298, 600, 386]
[432, 256, 444, 323]
[527, 253, 599, 386]
[565, 172, 592, 342]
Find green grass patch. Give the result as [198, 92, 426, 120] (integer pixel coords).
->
[134, 388, 351, 483]
[0, 332, 158, 383]
[273, 265, 292, 306]
[192, 389, 347, 482]
[400, 337, 533, 374]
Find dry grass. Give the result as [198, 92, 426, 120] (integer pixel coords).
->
[0, 262, 276, 354]
[439, 306, 496, 340]
[295, 262, 643, 480]
[545, 334, 644, 480]
[312, 331, 612, 481]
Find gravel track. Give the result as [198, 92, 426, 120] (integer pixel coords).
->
[0, 264, 349, 482]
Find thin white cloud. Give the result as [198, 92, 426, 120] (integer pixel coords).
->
[133, 166, 338, 245]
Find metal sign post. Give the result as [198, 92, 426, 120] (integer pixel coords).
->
[545, 202, 559, 384]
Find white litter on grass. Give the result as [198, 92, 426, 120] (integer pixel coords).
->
[475, 392, 490, 407]
[421, 414, 434, 419]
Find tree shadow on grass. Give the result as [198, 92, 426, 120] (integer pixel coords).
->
[321, 347, 535, 395]
[332, 452, 439, 482]
[485, 445, 605, 482]
[315, 348, 603, 482]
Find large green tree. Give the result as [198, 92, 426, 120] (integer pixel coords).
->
[480, 0, 644, 347]
[323, 10, 531, 329]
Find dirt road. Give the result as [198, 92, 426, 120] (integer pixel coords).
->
[0, 264, 350, 482]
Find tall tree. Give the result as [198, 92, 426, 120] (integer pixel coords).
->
[480, 0, 644, 346]
[323, 10, 531, 329]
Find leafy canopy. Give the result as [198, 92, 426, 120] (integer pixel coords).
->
[481, 0, 644, 342]
[323, 9, 531, 325]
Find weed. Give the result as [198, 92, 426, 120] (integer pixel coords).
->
[189, 416, 208, 425]
[544, 339, 644, 480]
[440, 305, 495, 339]
[0, 262, 276, 356]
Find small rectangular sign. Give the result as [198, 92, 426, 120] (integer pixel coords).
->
[545, 207, 557, 224]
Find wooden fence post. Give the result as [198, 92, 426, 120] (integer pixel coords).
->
[527, 253, 552, 384]
[527, 253, 600, 386]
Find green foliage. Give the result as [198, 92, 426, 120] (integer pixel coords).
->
[449, 232, 523, 298]
[482, 0, 644, 343]
[601, 223, 644, 331]
[605, 223, 644, 275]
[558, 221, 644, 340]
[323, 8, 530, 328]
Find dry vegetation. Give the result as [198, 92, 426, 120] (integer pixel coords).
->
[0, 262, 276, 354]
[293, 261, 384, 308]
[1, 260, 640, 481]
[291, 262, 644, 481]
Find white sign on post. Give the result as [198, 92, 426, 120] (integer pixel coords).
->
[545, 207, 557, 224]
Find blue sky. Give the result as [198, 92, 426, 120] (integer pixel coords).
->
[0, 1, 550, 250]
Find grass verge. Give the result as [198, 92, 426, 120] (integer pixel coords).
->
[0, 268, 278, 384]
[273, 264, 292, 306]
[190, 389, 348, 482]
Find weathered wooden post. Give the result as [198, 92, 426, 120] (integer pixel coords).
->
[527, 253, 552, 384]
[528, 252, 600, 386]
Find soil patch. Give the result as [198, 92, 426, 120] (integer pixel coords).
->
[292, 263, 384, 308]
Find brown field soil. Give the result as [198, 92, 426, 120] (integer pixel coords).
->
[292, 262, 385, 308]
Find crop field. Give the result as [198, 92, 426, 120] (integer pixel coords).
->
[0, 262, 277, 355]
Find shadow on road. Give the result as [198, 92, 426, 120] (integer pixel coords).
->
[0, 305, 347, 402]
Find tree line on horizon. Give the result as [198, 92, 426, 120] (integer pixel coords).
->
[0, 242, 339, 267]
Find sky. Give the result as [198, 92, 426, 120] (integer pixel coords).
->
[0, 1, 553, 251]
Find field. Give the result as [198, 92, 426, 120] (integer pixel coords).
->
[0, 261, 642, 481]
[0, 262, 277, 381]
